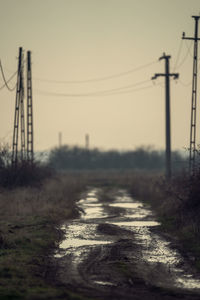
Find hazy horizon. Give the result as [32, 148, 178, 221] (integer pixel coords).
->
[1, 0, 200, 152]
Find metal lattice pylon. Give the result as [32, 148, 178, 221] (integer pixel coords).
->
[12, 47, 23, 166]
[27, 51, 34, 163]
[183, 16, 200, 174]
[20, 56, 26, 161]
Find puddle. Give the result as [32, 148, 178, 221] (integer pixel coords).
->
[94, 280, 116, 286]
[81, 206, 105, 219]
[176, 276, 200, 289]
[84, 203, 102, 207]
[115, 194, 136, 202]
[61, 239, 111, 249]
[131, 226, 200, 290]
[87, 191, 98, 197]
[134, 229, 180, 264]
[109, 203, 142, 209]
[56, 188, 200, 292]
[57, 192, 111, 256]
[58, 222, 111, 251]
[109, 221, 160, 227]
[125, 212, 151, 219]
[85, 197, 99, 202]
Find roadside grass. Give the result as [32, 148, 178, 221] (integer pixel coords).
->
[0, 173, 91, 300]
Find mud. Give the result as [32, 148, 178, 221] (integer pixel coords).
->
[53, 188, 200, 299]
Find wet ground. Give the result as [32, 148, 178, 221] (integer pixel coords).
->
[54, 188, 200, 299]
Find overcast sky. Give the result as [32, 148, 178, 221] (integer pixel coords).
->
[1, 0, 200, 151]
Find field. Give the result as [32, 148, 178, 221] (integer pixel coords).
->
[0, 170, 200, 299]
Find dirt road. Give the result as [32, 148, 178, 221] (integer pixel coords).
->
[53, 188, 200, 300]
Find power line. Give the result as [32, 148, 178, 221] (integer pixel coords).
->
[184, 40, 195, 58]
[0, 71, 17, 90]
[36, 85, 154, 98]
[36, 78, 153, 98]
[172, 39, 183, 71]
[100, 84, 158, 96]
[36, 81, 162, 98]
[178, 79, 192, 87]
[34, 60, 158, 84]
[174, 41, 193, 70]
[0, 60, 16, 91]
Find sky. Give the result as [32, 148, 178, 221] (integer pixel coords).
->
[1, 0, 200, 152]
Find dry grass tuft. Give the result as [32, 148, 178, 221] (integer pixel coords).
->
[0, 173, 87, 220]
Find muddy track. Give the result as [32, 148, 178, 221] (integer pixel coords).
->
[54, 188, 200, 300]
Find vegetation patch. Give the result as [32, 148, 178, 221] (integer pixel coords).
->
[0, 174, 91, 300]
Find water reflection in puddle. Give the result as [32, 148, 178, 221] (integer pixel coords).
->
[87, 192, 97, 197]
[109, 203, 142, 209]
[128, 227, 200, 290]
[59, 222, 111, 250]
[177, 276, 200, 289]
[109, 221, 160, 227]
[94, 280, 116, 286]
[86, 197, 99, 202]
[84, 203, 102, 207]
[61, 238, 110, 249]
[81, 206, 105, 219]
[125, 212, 151, 219]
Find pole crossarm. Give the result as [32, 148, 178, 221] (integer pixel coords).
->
[183, 16, 200, 41]
[159, 54, 171, 61]
[152, 73, 179, 80]
[152, 53, 179, 80]
[182, 36, 200, 41]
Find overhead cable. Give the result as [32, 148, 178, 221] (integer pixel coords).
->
[35, 79, 164, 98]
[0, 60, 16, 91]
[34, 60, 158, 84]
[0, 71, 17, 91]
[174, 41, 193, 70]
[36, 85, 154, 98]
[97, 84, 158, 97]
[178, 80, 192, 87]
[172, 39, 183, 71]
[184, 40, 194, 59]
[36, 78, 153, 98]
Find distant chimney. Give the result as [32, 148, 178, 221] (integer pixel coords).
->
[59, 132, 62, 147]
[85, 134, 89, 149]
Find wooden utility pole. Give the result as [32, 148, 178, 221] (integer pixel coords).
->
[152, 53, 179, 179]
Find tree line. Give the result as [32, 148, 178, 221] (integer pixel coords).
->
[48, 145, 187, 171]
